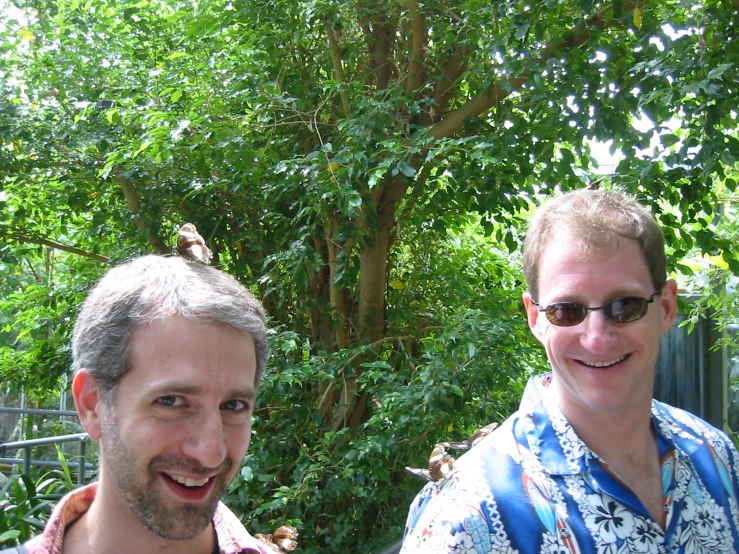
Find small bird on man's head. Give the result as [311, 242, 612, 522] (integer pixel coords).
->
[176, 223, 213, 264]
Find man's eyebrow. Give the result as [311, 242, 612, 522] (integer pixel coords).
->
[148, 382, 256, 400]
[231, 387, 257, 401]
[547, 286, 648, 302]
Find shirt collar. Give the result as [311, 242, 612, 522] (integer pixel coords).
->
[519, 373, 591, 476]
[519, 373, 704, 476]
[25, 482, 278, 554]
[650, 400, 706, 457]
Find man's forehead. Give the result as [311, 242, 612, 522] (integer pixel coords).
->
[542, 228, 624, 259]
[122, 316, 257, 394]
[537, 235, 651, 294]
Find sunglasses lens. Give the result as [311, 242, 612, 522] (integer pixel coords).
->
[605, 297, 648, 323]
[546, 303, 587, 326]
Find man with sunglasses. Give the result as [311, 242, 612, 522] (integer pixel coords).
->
[400, 189, 739, 553]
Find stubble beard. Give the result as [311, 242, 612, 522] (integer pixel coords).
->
[100, 415, 234, 540]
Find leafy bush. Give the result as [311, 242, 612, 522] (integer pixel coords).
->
[225, 303, 546, 553]
[0, 446, 77, 548]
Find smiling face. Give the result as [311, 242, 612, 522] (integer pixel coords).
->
[82, 316, 256, 541]
[522, 234, 677, 422]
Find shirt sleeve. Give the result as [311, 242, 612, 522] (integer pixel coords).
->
[399, 479, 513, 554]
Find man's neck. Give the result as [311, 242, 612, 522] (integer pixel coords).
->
[570, 407, 655, 463]
[547, 376, 656, 462]
[566, 404, 667, 529]
[63, 482, 217, 554]
[548, 379, 667, 528]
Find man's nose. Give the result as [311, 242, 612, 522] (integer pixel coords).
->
[181, 410, 227, 469]
[579, 309, 618, 353]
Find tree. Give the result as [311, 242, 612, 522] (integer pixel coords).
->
[2, 0, 739, 549]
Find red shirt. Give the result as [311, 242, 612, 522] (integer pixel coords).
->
[23, 483, 279, 554]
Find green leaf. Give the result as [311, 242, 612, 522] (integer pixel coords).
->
[720, 150, 736, 166]
[105, 109, 120, 125]
[396, 160, 416, 178]
[347, 193, 362, 211]
[0, 530, 21, 541]
[660, 134, 679, 148]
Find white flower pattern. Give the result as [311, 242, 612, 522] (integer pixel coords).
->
[583, 495, 635, 544]
[400, 374, 739, 554]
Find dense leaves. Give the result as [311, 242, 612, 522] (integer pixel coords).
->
[1, 0, 739, 550]
[0, 447, 79, 548]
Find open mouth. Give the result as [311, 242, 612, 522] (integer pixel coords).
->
[161, 472, 216, 501]
[579, 354, 628, 368]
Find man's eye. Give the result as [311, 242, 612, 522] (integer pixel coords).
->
[157, 395, 183, 407]
[222, 399, 247, 411]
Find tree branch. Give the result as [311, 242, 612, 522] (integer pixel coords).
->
[362, 15, 397, 89]
[324, 19, 352, 118]
[429, 0, 640, 139]
[417, 47, 469, 127]
[428, 77, 527, 139]
[0, 228, 111, 263]
[114, 174, 170, 254]
[0, 160, 77, 172]
[404, 0, 426, 97]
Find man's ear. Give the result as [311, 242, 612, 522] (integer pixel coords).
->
[522, 291, 544, 344]
[73, 369, 104, 441]
[659, 279, 679, 335]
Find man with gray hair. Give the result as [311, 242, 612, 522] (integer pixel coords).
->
[20, 255, 279, 554]
[400, 188, 739, 553]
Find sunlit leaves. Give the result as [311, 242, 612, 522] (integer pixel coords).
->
[1, 0, 739, 549]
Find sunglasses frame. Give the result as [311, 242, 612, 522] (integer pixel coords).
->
[530, 290, 662, 327]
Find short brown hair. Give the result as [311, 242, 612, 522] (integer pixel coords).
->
[72, 255, 269, 402]
[522, 189, 666, 300]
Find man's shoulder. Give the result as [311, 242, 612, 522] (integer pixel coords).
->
[652, 399, 737, 452]
[653, 399, 725, 435]
[21, 484, 97, 554]
[212, 503, 281, 554]
[422, 409, 535, 501]
[0, 546, 28, 554]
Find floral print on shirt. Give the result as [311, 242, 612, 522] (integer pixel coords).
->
[400, 374, 739, 554]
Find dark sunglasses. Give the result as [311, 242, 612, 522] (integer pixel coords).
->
[531, 290, 662, 327]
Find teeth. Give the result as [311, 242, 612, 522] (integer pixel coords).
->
[168, 474, 210, 487]
[583, 356, 625, 368]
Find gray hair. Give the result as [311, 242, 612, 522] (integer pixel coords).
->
[72, 255, 268, 401]
[523, 188, 666, 300]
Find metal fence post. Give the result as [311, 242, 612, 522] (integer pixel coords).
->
[23, 445, 31, 477]
[78, 438, 87, 486]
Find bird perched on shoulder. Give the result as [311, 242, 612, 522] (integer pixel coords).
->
[405, 443, 457, 482]
[442, 421, 499, 451]
[405, 421, 499, 483]
[176, 223, 212, 264]
[256, 525, 299, 552]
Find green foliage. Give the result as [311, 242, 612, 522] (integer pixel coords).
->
[0, 249, 103, 403]
[677, 182, 739, 351]
[1, 0, 738, 551]
[224, 234, 546, 552]
[0, 446, 77, 548]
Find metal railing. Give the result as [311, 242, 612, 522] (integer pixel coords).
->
[0, 406, 404, 552]
[0, 407, 94, 486]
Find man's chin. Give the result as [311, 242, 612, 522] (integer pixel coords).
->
[140, 502, 216, 541]
[130, 474, 228, 541]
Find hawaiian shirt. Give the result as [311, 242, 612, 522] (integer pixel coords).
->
[401, 373, 739, 554]
[23, 483, 279, 554]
